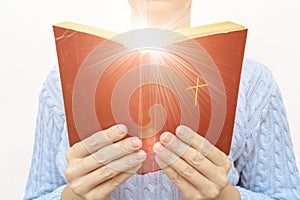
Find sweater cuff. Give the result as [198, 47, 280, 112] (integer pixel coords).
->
[235, 186, 273, 200]
[30, 184, 66, 200]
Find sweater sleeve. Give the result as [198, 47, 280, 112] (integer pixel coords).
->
[233, 61, 300, 199]
[24, 67, 69, 200]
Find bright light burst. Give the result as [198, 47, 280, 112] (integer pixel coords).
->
[129, 0, 192, 30]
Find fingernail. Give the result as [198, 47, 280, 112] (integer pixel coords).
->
[136, 150, 146, 160]
[176, 125, 186, 137]
[117, 124, 128, 135]
[153, 142, 164, 152]
[160, 132, 172, 144]
[176, 125, 196, 146]
[129, 137, 141, 148]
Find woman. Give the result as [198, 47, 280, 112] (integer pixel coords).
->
[24, 0, 300, 199]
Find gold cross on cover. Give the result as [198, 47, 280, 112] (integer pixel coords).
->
[187, 78, 208, 106]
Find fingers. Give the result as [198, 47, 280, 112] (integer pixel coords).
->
[83, 124, 128, 155]
[92, 136, 142, 164]
[84, 172, 135, 200]
[154, 143, 215, 191]
[175, 125, 213, 156]
[160, 132, 228, 187]
[154, 143, 228, 199]
[65, 124, 146, 199]
[70, 151, 146, 195]
[160, 132, 229, 187]
[155, 157, 206, 200]
[107, 150, 146, 173]
[154, 126, 232, 199]
[65, 136, 143, 179]
[67, 124, 128, 159]
[175, 125, 232, 172]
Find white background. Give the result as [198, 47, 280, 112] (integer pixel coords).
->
[0, 0, 299, 199]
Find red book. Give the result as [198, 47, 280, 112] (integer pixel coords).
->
[53, 21, 247, 174]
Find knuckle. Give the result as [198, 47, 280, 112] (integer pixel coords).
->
[73, 142, 81, 150]
[70, 181, 83, 196]
[64, 162, 81, 181]
[163, 151, 178, 165]
[193, 192, 203, 200]
[170, 173, 183, 185]
[225, 160, 232, 171]
[218, 172, 229, 188]
[100, 167, 114, 179]
[206, 187, 220, 199]
[65, 149, 72, 162]
[180, 165, 193, 179]
[111, 176, 123, 188]
[93, 151, 109, 164]
[190, 152, 204, 166]
[64, 168, 73, 180]
[105, 130, 115, 143]
[220, 154, 232, 171]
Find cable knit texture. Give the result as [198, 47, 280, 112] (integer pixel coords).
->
[24, 58, 300, 199]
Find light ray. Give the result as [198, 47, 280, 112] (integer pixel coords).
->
[130, 0, 191, 30]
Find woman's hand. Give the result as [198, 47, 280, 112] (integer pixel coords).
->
[153, 125, 240, 200]
[61, 125, 146, 200]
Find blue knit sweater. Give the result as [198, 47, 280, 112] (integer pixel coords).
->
[24, 58, 300, 199]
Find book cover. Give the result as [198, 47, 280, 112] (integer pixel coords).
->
[53, 21, 247, 173]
